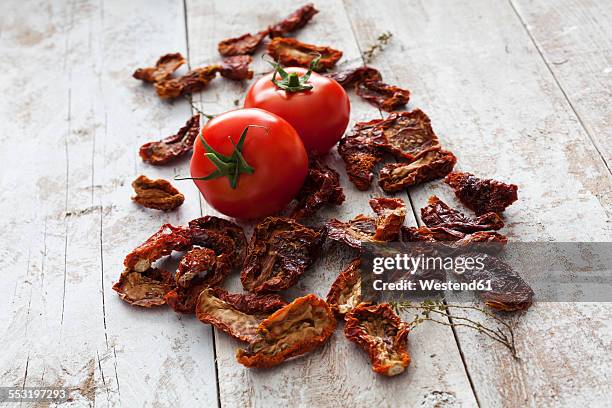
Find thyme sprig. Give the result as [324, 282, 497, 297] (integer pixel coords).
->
[363, 31, 393, 63]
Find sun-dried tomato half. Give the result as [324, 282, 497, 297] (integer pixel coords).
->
[139, 114, 200, 165]
[401, 225, 466, 242]
[218, 31, 269, 57]
[113, 268, 175, 307]
[267, 38, 342, 72]
[327, 259, 362, 316]
[188, 216, 247, 268]
[268, 4, 319, 38]
[379, 148, 457, 193]
[326, 215, 377, 249]
[123, 224, 192, 273]
[344, 303, 410, 376]
[131, 175, 185, 211]
[369, 197, 406, 241]
[218, 55, 254, 81]
[236, 294, 336, 368]
[421, 195, 504, 233]
[133, 52, 186, 83]
[338, 119, 385, 191]
[241, 217, 325, 293]
[356, 79, 410, 112]
[165, 247, 232, 314]
[291, 157, 345, 220]
[196, 287, 287, 342]
[154, 66, 220, 99]
[326, 66, 382, 87]
[445, 172, 518, 215]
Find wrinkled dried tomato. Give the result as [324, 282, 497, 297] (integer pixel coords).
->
[241, 217, 325, 293]
[267, 38, 342, 72]
[188, 216, 247, 269]
[218, 31, 269, 57]
[133, 52, 186, 83]
[291, 157, 345, 220]
[401, 225, 467, 242]
[421, 195, 504, 233]
[113, 268, 175, 307]
[326, 215, 378, 249]
[139, 114, 200, 165]
[379, 148, 457, 193]
[326, 259, 362, 316]
[344, 303, 410, 376]
[155, 66, 219, 99]
[218, 55, 254, 81]
[268, 4, 319, 38]
[370, 197, 406, 241]
[445, 172, 518, 215]
[338, 119, 385, 191]
[356, 79, 410, 112]
[326, 66, 382, 87]
[196, 287, 287, 343]
[236, 294, 336, 368]
[131, 175, 184, 211]
[123, 224, 192, 273]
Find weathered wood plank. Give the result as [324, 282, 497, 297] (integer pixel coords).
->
[185, 1, 478, 407]
[344, 0, 612, 406]
[0, 0, 218, 406]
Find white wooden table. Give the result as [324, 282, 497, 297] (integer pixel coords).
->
[1, 0, 610, 407]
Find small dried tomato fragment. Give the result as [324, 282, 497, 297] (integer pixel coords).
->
[196, 287, 287, 343]
[188, 216, 247, 269]
[139, 114, 200, 165]
[401, 225, 467, 242]
[291, 157, 345, 220]
[218, 31, 269, 57]
[338, 119, 385, 191]
[356, 79, 410, 112]
[326, 259, 362, 316]
[133, 52, 186, 83]
[326, 66, 382, 87]
[379, 148, 457, 193]
[421, 195, 504, 233]
[218, 55, 254, 81]
[369, 197, 406, 241]
[445, 172, 518, 215]
[236, 294, 337, 368]
[113, 268, 175, 307]
[241, 217, 325, 293]
[155, 66, 219, 99]
[326, 215, 377, 249]
[267, 38, 342, 72]
[131, 175, 185, 211]
[268, 4, 319, 38]
[344, 303, 410, 376]
[123, 224, 192, 272]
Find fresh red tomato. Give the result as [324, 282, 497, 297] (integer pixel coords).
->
[244, 65, 350, 154]
[190, 108, 308, 219]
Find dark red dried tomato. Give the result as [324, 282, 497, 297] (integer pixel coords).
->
[420, 195, 504, 233]
[356, 79, 410, 112]
[154, 66, 219, 99]
[123, 224, 192, 272]
[139, 114, 200, 165]
[326, 215, 377, 249]
[218, 31, 269, 57]
[445, 172, 518, 215]
[268, 4, 319, 38]
[344, 303, 410, 376]
[291, 157, 345, 220]
[241, 217, 325, 293]
[267, 38, 342, 72]
[326, 66, 382, 87]
[131, 175, 184, 211]
[188, 216, 247, 269]
[338, 119, 385, 191]
[401, 225, 467, 242]
[113, 268, 175, 308]
[133, 52, 186, 83]
[379, 148, 457, 193]
[218, 55, 254, 81]
[369, 197, 406, 241]
[236, 294, 336, 368]
[326, 259, 362, 316]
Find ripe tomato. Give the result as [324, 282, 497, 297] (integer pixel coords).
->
[244, 65, 350, 154]
[190, 108, 308, 219]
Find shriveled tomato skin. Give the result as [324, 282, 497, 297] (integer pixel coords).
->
[244, 67, 350, 154]
[190, 108, 308, 219]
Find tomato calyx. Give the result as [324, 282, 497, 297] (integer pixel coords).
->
[267, 55, 321, 93]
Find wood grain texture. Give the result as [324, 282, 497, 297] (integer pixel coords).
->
[0, 0, 217, 406]
[344, 0, 612, 406]
[185, 0, 478, 407]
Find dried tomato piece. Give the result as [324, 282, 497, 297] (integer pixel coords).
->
[241, 217, 325, 293]
[154, 66, 219, 99]
[236, 294, 336, 368]
[420, 195, 504, 233]
[338, 119, 385, 191]
[218, 55, 254, 81]
[401, 225, 466, 242]
[445, 172, 518, 215]
[369, 197, 406, 241]
[291, 157, 345, 220]
[344, 303, 410, 376]
[196, 287, 287, 342]
[327, 259, 362, 316]
[370, 110, 440, 160]
[326, 215, 378, 249]
[326, 66, 382, 87]
[112, 268, 175, 307]
[188, 216, 247, 268]
[268, 4, 319, 38]
[123, 224, 192, 272]
[379, 148, 457, 193]
[133, 52, 186, 83]
[139, 114, 200, 165]
[267, 38, 342, 72]
[131, 175, 185, 211]
[356, 79, 410, 112]
[165, 247, 232, 314]
[218, 31, 268, 57]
